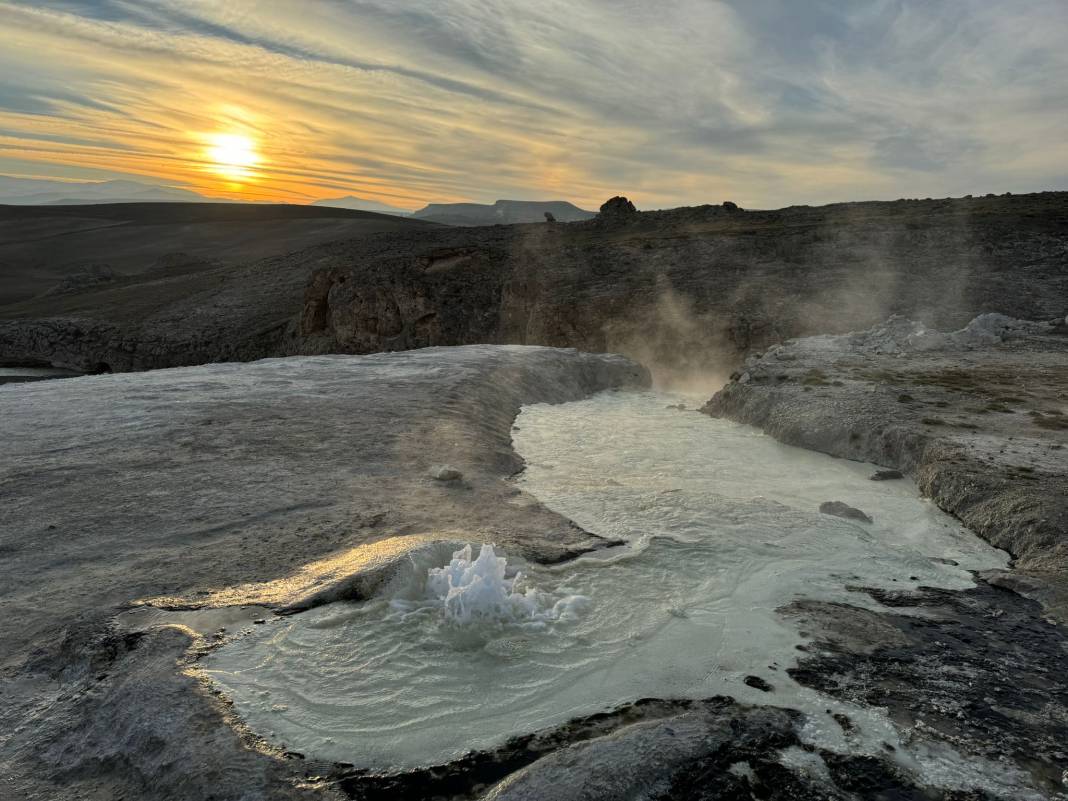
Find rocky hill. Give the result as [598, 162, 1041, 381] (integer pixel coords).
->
[1, 192, 1066, 376]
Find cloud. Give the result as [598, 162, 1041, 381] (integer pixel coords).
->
[0, 0, 1064, 208]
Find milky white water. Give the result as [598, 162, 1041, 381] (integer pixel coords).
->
[202, 390, 1011, 782]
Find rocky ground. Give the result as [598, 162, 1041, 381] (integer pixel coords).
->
[3, 192, 1067, 798]
[0, 346, 647, 800]
[4, 336, 1067, 799]
[703, 314, 1068, 618]
[703, 315, 1068, 799]
[4, 333, 1068, 799]
[2, 192, 1066, 379]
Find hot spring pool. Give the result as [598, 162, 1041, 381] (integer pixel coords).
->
[200, 390, 1008, 772]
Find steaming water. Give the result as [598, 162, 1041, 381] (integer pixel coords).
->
[202, 390, 1009, 779]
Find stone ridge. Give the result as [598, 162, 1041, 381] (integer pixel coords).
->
[702, 315, 1068, 616]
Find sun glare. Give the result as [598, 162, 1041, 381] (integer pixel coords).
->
[206, 133, 260, 180]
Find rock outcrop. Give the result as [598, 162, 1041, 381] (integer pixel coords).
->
[40, 263, 117, 296]
[818, 500, 873, 523]
[598, 195, 637, 216]
[703, 315, 1068, 618]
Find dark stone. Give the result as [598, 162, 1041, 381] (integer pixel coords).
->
[787, 582, 1068, 797]
[870, 469, 904, 481]
[337, 697, 724, 800]
[598, 196, 637, 216]
[333, 689, 1008, 800]
[743, 675, 773, 692]
[41, 263, 117, 297]
[818, 501, 873, 523]
[722, 201, 740, 211]
[831, 712, 854, 732]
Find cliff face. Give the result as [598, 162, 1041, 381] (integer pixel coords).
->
[296, 193, 1068, 381]
[2, 193, 1067, 375]
[300, 246, 505, 353]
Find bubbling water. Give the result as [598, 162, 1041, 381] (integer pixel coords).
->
[403, 543, 589, 627]
[201, 390, 1012, 784]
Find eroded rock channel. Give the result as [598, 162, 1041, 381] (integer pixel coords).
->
[3, 328, 1066, 800]
[201, 389, 1061, 799]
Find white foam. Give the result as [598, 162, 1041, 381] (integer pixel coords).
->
[420, 543, 587, 626]
[201, 390, 1014, 787]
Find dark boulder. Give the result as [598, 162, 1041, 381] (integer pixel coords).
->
[870, 469, 904, 481]
[819, 501, 873, 523]
[743, 675, 773, 692]
[598, 196, 637, 217]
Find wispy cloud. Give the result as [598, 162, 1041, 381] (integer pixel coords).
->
[0, 0, 1065, 208]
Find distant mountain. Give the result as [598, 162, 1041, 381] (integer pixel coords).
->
[312, 195, 412, 216]
[410, 199, 595, 226]
[0, 176, 206, 205]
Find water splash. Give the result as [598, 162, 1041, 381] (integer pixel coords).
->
[423, 543, 588, 626]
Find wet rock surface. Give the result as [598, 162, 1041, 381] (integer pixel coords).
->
[700, 316, 1068, 798]
[871, 469, 905, 481]
[785, 580, 1068, 799]
[10, 625, 325, 801]
[819, 500, 874, 523]
[701, 315, 1068, 799]
[703, 315, 1068, 616]
[0, 347, 647, 800]
[324, 695, 1024, 800]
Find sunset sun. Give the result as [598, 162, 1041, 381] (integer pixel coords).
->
[206, 133, 259, 179]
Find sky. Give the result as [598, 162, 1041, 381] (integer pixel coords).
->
[0, 0, 1066, 210]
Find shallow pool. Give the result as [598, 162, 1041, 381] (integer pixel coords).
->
[201, 390, 1008, 773]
